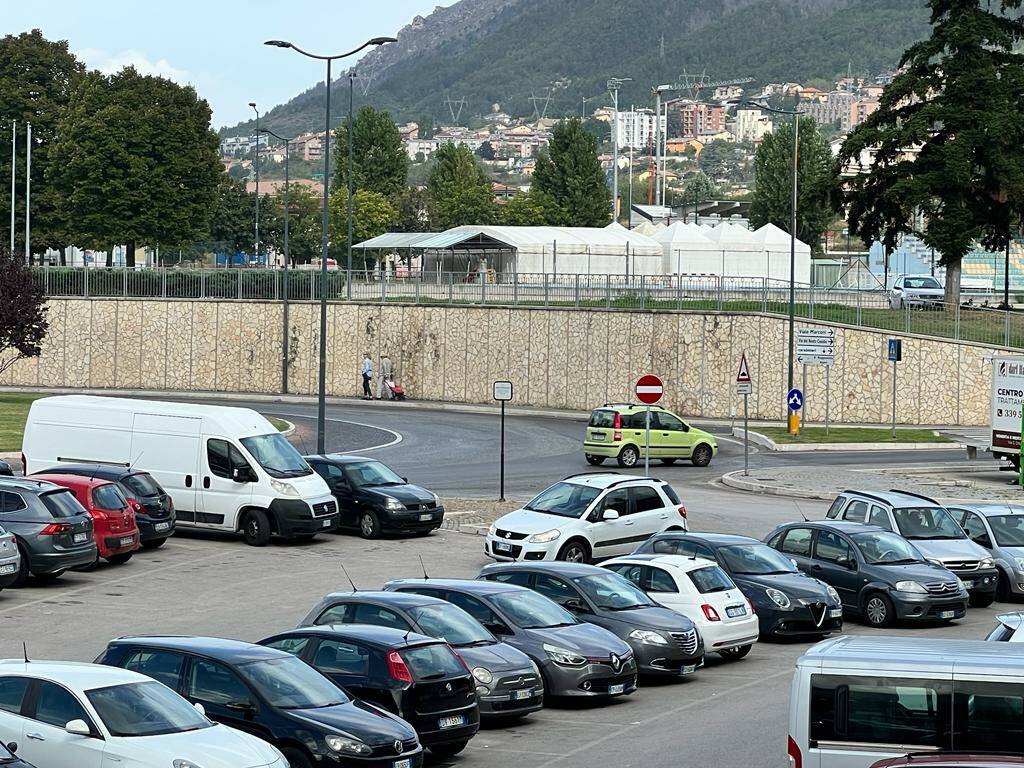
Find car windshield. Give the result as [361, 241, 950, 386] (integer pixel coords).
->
[904, 277, 941, 289]
[892, 506, 965, 540]
[523, 482, 601, 518]
[342, 461, 404, 488]
[237, 656, 348, 709]
[123, 473, 162, 497]
[86, 681, 212, 737]
[588, 410, 616, 428]
[573, 573, 656, 610]
[490, 590, 577, 629]
[93, 483, 129, 510]
[688, 565, 736, 594]
[239, 433, 311, 478]
[718, 544, 799, 575]
[408, 604, 494, 646]
[852, 531, 923, 564]
[987, 515, 1024, 547]
[40, 489, 86, 518]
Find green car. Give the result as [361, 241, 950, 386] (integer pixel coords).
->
[583, 404, 719, 468]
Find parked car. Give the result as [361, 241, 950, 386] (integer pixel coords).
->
[298, 590, 542, 719]
[766, 520, 969, 627]
[0, 477, 97, 586]
[872, 757, 1024, 768]
[0, 460, 12, 477]
[32, 473, 139, 566]
[946, 503, 1024, 601]
[985, 611, 1024, 642]
[0, 659, 286, 768]
[888, 274, 945, 309]
[632, 532, 844, 638]
[305, 455, 444, 539]
[97, 635, 422, 768]
[826, 490, 998, 606]
[40, 465, 175, 549]
[485, 472, 688, 563]
[583, 403, 718, 468]
[600, 554, 759, 660]
[0, 524, 21, 591]
[258, 625, 478, 758]
[23, 396, 340, 546]
[0, 740, 33, 768]
[384, 578, 638, 699]
[479, 561, 704, 676]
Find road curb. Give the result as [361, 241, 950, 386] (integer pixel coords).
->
[730, 427, 962, 452]
[719, 470, 835, 500]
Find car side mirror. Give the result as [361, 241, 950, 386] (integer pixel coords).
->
[6, 742, 17, 754]
[226, 699, 255, 713]
[65, 719, 91, 737]
[401, 476, 408, 483]
[602, 509, 620, 521]
[193, 702, 206, 716]
[484, 622, 510, 636]
[790, 558, 799, 568]
[231, 467, 251, 483]
[564, 598, 589, 613]
[838, 557, 856, 570]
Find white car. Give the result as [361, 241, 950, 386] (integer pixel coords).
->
[0, 660, 286, 768]
[986, 611, 1024, 642]
[485, 473, 688, 563]
[602, 554, 760, 660]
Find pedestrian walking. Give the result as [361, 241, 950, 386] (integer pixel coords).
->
[361, 352, 373, 400]
[377, 353, 394, 400]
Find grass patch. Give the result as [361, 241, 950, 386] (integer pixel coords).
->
[754, 426, 951, 444]
[266, 416, 291, 432]
[0, 394, 45, 452]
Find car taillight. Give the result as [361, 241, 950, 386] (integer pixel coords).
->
[677, 505, 687, 519]
[39, 523, 72, 536]
[128, 499, 143, 513]
[746, 598, 756, 615]
[787, 736, 802, 768]
[387, 650, 413, 683]
[613, 413, 622, 442]
[701, 604, 721, 622]
[449, 644, 471, 674]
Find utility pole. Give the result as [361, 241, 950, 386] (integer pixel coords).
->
[24, 122, 31, 264]
[607, 77, 631, 223]
[9, 122, 14, 254]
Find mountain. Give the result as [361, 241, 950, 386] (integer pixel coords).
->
[225, 0, 930, 136]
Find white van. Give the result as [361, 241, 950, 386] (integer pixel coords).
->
[788, 635, 1024, 767]
[23, 396, 340, 546]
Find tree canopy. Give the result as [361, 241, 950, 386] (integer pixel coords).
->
[531, 118, 610, 227]
[428, 143, 496, 229]
[0, 247, 48, 377]
[329, 188, 398, 267]
[333, 105, 408, 199]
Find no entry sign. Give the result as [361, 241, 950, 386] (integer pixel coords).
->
[635, 374, 664, 405]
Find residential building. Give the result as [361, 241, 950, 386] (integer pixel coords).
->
[732, 108, 773, 143]
[848, 98, 880, 129]
[798, 86, 827, 102]
[245, 178, 325, 196]
[805, 91, 857, 128]
[407, 137, 440, 160]
[611, 108, 665, 150]
[713, 85, 745, 102]
[666, 137, 705, 155]
[291, 132, 325, 163]
[398, 122, 419, 140]
[668, 100, 725, 140]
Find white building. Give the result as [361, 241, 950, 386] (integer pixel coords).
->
[732, 108, 773, 143]
[612, 108, 666, 150]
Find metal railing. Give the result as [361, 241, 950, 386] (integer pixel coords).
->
[32, 266, 1024, 350]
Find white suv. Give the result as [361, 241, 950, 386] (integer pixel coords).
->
[485, 473, 688, 563]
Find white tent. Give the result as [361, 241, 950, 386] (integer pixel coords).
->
[653, 222, 721, 275]
[751, 223, 812, 283]
[633, 220, 666, 237]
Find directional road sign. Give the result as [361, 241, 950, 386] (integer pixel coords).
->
[797, 328, 835, 366]
[787, 388, 804, 411]
[635, 374, 664, 405]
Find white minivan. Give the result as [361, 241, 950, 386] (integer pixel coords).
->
[23, 396, 339, 546]
[788, 635, 1024, 768]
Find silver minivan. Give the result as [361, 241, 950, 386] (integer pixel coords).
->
[948, 503, 1024, 601]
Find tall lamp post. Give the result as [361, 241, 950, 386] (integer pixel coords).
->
[265, 35, 397, 453]
[249, 103, 260, 266]
[346, 73, 357, 298]
[606, 77, 631, 223]
[259, 128, 294, 394]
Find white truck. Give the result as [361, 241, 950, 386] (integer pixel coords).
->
[991, 355, 1024, 470]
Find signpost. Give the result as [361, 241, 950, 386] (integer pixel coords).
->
[797, 328, 836, 435]
[493, 380, 513, 500]
[635, 374, 664, 477]
[736, 353, 752, 475]
[887, 339, 902, 439]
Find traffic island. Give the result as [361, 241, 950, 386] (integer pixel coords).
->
[732, 426, 958, 452]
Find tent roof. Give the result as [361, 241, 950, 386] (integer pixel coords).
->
[352, 232, 443, 249]
[752, 222, 811, 252]
[633, 221, 666, 236]
[703, 222, 756, 247]
[653, 221, 716, 246]
[406, 225, 662, 256]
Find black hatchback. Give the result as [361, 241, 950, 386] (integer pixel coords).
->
[260, 625, 479, 758]
[305, 455, 444, 539]
[97, 635, 423, 768]
[40, 464, 175, 548]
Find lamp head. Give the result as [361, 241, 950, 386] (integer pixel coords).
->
[368, 36, 398, 46]
[264, 40, 292, 49]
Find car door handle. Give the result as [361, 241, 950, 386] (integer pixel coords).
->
[203, 476, 211, 489]
[659, 513, 668, 519]
[25, 732, 44, 741]
[623, 520, 634, 526]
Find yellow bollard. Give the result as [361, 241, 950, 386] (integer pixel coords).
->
[789, 412, 801, 436]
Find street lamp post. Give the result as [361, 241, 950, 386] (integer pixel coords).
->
[259, 128, 294, 394]
[606, 77, 631, 223]
[346, 73, 356, 298]
[265, 35, 397, 453]
[249, 103, 260, 266]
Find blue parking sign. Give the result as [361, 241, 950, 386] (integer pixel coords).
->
[888, 339, 902, 362]
[787, 388, 803, 411]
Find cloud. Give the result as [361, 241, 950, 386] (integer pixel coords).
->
[75, 47, 193, 85]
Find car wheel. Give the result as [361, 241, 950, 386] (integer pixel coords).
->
[585, 454, 605, 466]
[864, 592, 895, 628]
[691, 444, 713, 467]
[413, 529, 432, 537]
[616, 445, 640, 468]
[34, 570, 65, 583]
[280, 748, 313, 768]
[105, 553, 133, 566]
[557, 540, 590, 563]
[241, 509, 271, 547]
[359, 511, 381, 539]
[430, 741, 470, 758]
[997, 571, 1012, 602]
[971, 591, 995, 608]
[12, 545, 29, 588]
[718, 644, 752, 661]
[142, 538, 167, 550]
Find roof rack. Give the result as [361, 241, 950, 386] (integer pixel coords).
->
[606, 476, 662, 489]
[562, 471, 623, 480]
[599, 402, 666, 410]
[887, 488, 941, 505]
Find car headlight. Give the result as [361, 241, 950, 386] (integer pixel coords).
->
[825, 585, 841, 605]
[384, 496, 406, 511]
[926, 558, 944, 567]
[895, 580, 928, 594]
[956, 578, 968, 591]
[543, 643, 587, 666]
[472, 666, 493, 684]
[766, 588, 791, 609]
[326, 735, 372, 756]
[270, 479, 300, 497]
[628, 629, 669, 645]
[432, 492, 441, 505]
[1015, 557, 1024, 573]
[173, 761, 204, 768]
[530, 529, 562, 544]
[981, 557, 995, 569]
[488, 523, 497, 536]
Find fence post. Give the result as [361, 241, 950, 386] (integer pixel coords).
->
[606, 273, 611, 309]
[717, 275, 724, 312]
[481, 271, 486, 304]
[415, 278, 420, 305]
[640, 274, 647, 310]
[84, 267, 89, 298]
[544, 273, 549, 307]
[44, 266, 49, 296]
[237, 269, 243, 300]
[809, 286, 815, 320]
[904, 301, 911, 333]
[381, 276, 386, 303]
[1006, 308, 1011, 348]
[123, 267, 128, 297]
[761, 277, 767, 313]
[955, 302, 961, 341]
[447, 273, 453, 304]
[856, 289, 862, 326]
[162, 269, 167, 299]
[200, 271, 206, 299]
[513, 271, 518, 305]
[574, 273, 580, 307]
[274, 270, 279, 301]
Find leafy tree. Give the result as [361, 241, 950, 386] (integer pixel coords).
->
[262, 184, 323, 265]
[428, 143, 496, 229]
[476, 141, 496, 160]
[699, 140, 752, 182]
[0, 247, 47, 377]
[329, 188, 398, 266]
[532, 118, 610, 226]
[682, 172, 718, 205]
[395, 187, 433, 232]
[206, 175, 255, 256]
[836, 0, 1024, 305]
[500, 192, 547, 226]
[334, 105, 408, 198]
[0, 30, 84, 258]
[751, 116, 835, 254]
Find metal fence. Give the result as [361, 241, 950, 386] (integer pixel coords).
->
[32, 266, 1024, 350]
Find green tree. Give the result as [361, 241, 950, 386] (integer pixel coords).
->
[0, 30, 84, 260]
[206, 175, 255, 256]
[427, 143, 496, 229]
[500, 192, 548, 226]
[395, 187, 433, 232]
[681, 172, 718, 206]
[261, 184, 323, 266]
[836, 0, 1024, 305]
[751, 116, 835, 253]
[333, 105, 408, 198]
[329, 188, 398, 267]
[531, 117, 610, 226]
[699, 139, 752, 183]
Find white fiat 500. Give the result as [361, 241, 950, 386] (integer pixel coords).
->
[0, 661, 286, 768]
[602, 554, 760, 660]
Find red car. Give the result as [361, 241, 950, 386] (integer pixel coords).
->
[871, 756, 1024, 767]
[32, 473, 140, 565]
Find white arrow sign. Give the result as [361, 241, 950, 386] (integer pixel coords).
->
[797, 345, 836, 356]
[797, 328, 836, 338]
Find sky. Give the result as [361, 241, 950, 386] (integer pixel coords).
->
[5, 0, 455, 129]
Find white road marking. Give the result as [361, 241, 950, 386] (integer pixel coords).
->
[265, 411, 403, 453]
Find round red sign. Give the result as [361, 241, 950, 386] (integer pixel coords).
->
[634, 374, 664, 405]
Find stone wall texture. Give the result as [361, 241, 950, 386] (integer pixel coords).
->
[1, 299, 1007, 426]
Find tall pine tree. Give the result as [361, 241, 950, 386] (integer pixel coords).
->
[334, 105, 408, 199]
[532, 118, 611, 226]
[427, 143, 496, 229]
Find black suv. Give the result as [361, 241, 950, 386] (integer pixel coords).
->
[39, 465, 175, 548]
[765, 520, 969, 628]
[305, 455, 444, 539]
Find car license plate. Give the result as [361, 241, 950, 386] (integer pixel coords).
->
[962, 580, 975, 589]
[608, 683, 626, 695]
[592, 431, 606, 441]
[513, 689, 533, 700]
[0, 564, 14, 575]
[119, 537, 133, 547]
[73, 532, 88, 544]
[438, 715, 465, 729]
[939, 610, 956, 619]
[494, 541, 512, 553]
[726, 605, 746, 618]
[680, 664, 697, 675]
[829, 608, 843, 618]
[394, 760, 412, 768]
[322, 519, 331, 528]
[419, 513, 432, 521]
[154, 522, 170, 532]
